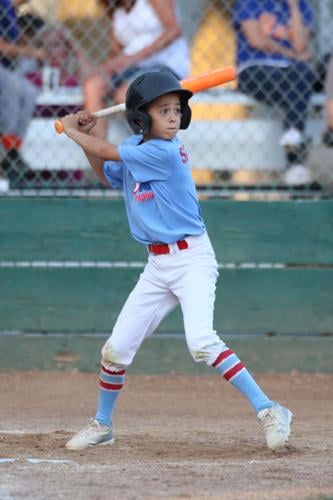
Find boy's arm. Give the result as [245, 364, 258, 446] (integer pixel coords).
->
[82, 150, 109, 186]
[61, 112, 122, 185]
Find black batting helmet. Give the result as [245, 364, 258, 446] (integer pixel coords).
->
[125, 70, 193, 134]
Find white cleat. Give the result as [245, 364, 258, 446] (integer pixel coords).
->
[257, 403, 293, 451]
[65, 419, 114, 450]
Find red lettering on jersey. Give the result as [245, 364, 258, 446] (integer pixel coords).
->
[135, 191, 154, 202]
[179, 145, 189, 164]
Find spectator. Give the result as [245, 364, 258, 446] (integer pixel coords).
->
[307, 53, 333, 190]
[233, 0, 315, 185]
[0, 0, 46, 186]
[84, 0, 190, 138]
[17, 14, 94, 90]
[322, 54, 333, 147]
[15, 13, 45, 85]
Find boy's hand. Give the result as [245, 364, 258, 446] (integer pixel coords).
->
[60, 113, 80, 133]
[77, 111, 97, 133]
[61, 111, 96, 134]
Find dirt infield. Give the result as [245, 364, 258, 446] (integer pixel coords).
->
[0, 372, 332, 500]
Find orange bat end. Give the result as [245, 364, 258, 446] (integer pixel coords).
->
[181, 66, 236, 94]
[54, 120, 64, 134]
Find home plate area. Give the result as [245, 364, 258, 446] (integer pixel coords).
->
[0, 372, 332, 500]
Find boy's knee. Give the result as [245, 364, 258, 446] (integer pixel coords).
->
[101, 338, 129, 369]
[101, 339, 119, 364]
[187, 337, 226, 365]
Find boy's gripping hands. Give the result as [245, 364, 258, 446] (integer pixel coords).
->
[61, 111, 97, 135]
[60, 109, 121, 172]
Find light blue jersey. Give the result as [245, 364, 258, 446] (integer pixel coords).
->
[104, 135, 205, 245]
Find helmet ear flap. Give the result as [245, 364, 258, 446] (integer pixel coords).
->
[180, 105, 192, 129]
[126, 110, 151, 135]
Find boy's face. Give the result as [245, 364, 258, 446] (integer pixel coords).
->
[145, 93, 181, 141]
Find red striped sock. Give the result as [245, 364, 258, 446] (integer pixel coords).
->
[95, 364, 126, 426]
[212, 348, 245, 381]
[212, 348, 272, 413]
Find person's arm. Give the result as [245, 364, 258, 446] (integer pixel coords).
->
[85, 152, 109, 185]
[0, 37, 46, 60]
[240, 19, 296, 58]
[108, 26, 124, 59]
[99, 24, 125, 74]
[287, 0, 311, 55]
[12, 0, 28, 7]
[61, 112, 121, 185]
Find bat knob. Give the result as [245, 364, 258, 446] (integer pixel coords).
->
[54, 120, 64, 134]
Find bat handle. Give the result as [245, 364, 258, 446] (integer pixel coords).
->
[54, 103, 126, 134]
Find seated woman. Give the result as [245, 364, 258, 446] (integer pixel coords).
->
[83, 0, 190, 138]
[233, 0, 315, 185]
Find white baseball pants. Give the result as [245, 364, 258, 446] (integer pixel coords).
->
[102, 232, 226, 368]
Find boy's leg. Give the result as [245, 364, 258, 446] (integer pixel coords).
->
[211, 349, 272, 414]
[175, 250, 272, 414]
[212, 345, 293, 451]
[95, 365, 126, 427]
[95, 279, 177, 427]
[66, 260, 178, 450]
[172, 233, 292, 450]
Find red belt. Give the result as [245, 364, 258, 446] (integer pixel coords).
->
[148, 239, 188, 255]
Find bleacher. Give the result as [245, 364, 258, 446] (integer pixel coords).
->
[21, 85, 326, 182]
[19, 0, 328, 186]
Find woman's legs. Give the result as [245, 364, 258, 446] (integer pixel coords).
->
[238, 63, 314, 132]
[239, 63, 315, 183]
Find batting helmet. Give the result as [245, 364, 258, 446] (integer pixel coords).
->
[125, 70, 193, 135]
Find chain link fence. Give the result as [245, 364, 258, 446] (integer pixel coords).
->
[1, 0, 333, 197]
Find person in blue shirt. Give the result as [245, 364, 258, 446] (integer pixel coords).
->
[233, 0, 315, 185]
[59, 69, 293, 453]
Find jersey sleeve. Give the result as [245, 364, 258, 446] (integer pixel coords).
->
[118, 140, 171, 182]
[104, 161, 124, 189]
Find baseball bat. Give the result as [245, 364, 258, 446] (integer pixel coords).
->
[54, 66, 236, 134]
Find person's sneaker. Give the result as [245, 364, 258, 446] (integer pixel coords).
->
[0, 176, 9, 192]
[283, 164, 312, 186]
[280, 128, 304, 148]
[65, 419, 114, 450]
[257, 403, 293, 451]
[322, 128, 333, 147]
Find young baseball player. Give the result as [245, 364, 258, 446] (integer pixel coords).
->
[60, 70, 293, 452]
